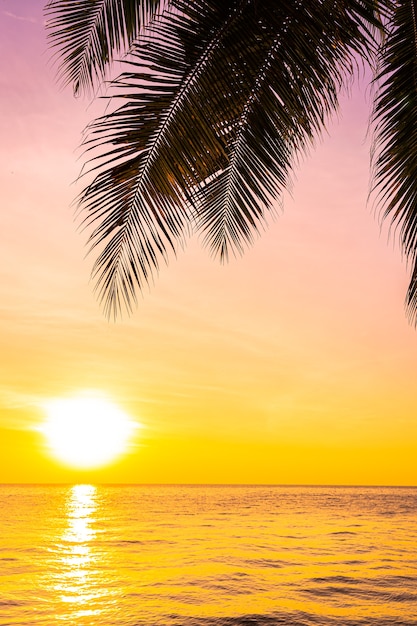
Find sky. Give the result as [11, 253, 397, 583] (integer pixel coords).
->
[1, 0, 416, 485]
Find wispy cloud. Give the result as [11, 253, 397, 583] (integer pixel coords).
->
[2, 11, 37, 24]
[0, 388, 44, 430]
[0, 388, 39, 410]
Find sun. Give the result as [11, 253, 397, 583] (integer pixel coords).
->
[41, 394, 137, 469]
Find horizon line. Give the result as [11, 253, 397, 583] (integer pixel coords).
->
[1, 482, 416, 488]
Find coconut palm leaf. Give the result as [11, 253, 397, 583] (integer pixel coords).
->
[47, 0, 389, 317]
[44, 0, 163, 95]
[372, 0, 417, 323]
[77, 1, 236, 316]
[193, 0, 385, 260]
[79, 0, 384, 315]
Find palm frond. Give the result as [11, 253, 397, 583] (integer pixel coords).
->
[78, 0, 251, 316]
[77, 2, 237, 316]
[44, 0, 163, 95]
[192, 0, 385, 259]
[49, 0, 387, 317]
[372, 0, 417, 324]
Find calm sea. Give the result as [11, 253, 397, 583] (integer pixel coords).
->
[0, 485, 416, 625]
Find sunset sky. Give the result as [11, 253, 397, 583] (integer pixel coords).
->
[1, 0, 416, 485]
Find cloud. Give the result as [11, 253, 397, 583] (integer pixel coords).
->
[0, 388, 39, 410]
[2, 11, 37, 24]
[0, 388, 44, 430]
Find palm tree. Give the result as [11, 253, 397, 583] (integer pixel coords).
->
[45, 0, 417, 322]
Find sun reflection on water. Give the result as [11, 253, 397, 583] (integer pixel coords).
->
[53, 485, 110, 622]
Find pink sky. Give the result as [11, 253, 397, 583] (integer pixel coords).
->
[1, 0, 416, 484]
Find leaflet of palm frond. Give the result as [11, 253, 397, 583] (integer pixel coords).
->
[44, 0, 164, 95]
[372, 0, 417, 323]
[406, 263, 417, 323]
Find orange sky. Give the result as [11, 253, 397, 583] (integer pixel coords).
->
[1, 1, 416, 485]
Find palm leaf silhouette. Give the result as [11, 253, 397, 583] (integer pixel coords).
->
[372, 0, 417, 322]
[45, 0, 417, 325]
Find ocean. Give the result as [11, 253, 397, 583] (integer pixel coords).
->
[0, 485, 416, 625]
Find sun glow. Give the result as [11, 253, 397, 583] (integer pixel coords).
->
[41, 395, 137, 468]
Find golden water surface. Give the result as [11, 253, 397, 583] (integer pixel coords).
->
[0, 485, 416, 625]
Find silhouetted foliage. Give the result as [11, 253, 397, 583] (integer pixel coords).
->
[45, 0, 417, 323]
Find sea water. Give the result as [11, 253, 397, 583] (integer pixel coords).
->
[0, 485, 416, 625]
